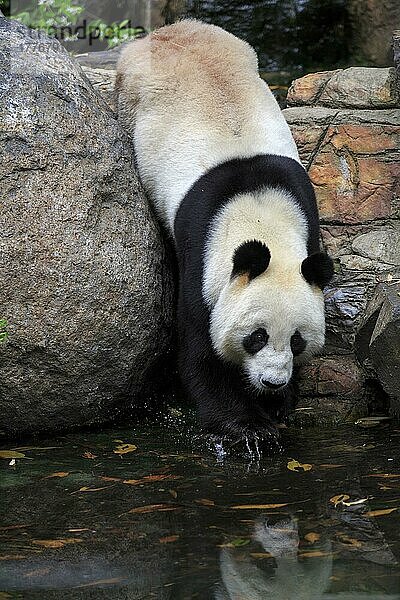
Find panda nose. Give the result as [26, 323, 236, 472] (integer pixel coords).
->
[260, 378, 286, 390]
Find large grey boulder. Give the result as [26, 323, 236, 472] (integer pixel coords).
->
[0, 18, 173, 439]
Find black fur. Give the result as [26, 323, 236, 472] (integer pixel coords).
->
[301, 252, 334, 289]
[174, 154, 326, 442]
[232, 240, 270, 280]
[243, 328, 269, 355]
[290, 330, 307, 357]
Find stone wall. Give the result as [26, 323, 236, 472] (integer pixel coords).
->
[283, 66, 400, 424]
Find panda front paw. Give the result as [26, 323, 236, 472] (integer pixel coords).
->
[205, 419, 283, 457]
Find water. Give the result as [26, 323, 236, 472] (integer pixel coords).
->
[1, 422, 400, 598]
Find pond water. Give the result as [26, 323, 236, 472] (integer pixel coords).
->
[1, 420, 400, 599]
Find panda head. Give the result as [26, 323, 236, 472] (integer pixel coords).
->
[209, 240, 333, 393]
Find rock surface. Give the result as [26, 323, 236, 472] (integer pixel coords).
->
[356, 282, 400, 414]
[0, 19, 173, 439]
[71, 49, 119, 112]
[81, 66, 116, 111]
[394, 30, 400, 102]
[284, 108, 400, 225]
[75, 45, 125, 70]
[352, 228, 400, 265]
[293, 356, 367, 427]
[347, 0, 400, 67]
[286, 70, 341, 106]
[287, 67, 397, 109]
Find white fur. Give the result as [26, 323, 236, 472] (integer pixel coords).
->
[209, 274, 325, 390]
[204, 188, 325, 390]
[117, 20, 300, 232]
[203, 188, 308, 306]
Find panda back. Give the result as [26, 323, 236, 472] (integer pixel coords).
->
[117, 20, 300, 233]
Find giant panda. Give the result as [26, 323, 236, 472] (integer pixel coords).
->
[116, 20, 333, 445]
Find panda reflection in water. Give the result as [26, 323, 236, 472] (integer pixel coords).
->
[116, 20, 333, 446]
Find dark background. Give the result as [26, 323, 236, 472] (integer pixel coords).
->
[2, 1, 399, 81]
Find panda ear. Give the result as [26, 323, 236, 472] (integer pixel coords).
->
[231, 240, 271, 281]
[301, 252, 334, 289]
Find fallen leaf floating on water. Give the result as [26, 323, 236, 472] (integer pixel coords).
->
[287, 459, 312, 472]
[44, 472, 69, 479]
[82, 451, 97, 459]
[329, 495, 368, 508]
[0, 524, 31, 531]
[336, 534, 362, 548]
[299, 550, 335, 558]
[195, 498, 215, 506]
[73, 486, 110, 493]
[100, 476, 121, 482]
[113, 444, 137, 455]
[0, 450, 26, 459]
[0, 555, 26, 562]
[343, 498, 368, 507]
[239, 520, 255, 524]
[32, 538, 83, 549]
[364, 507, 398, 517]
[367, 473, 400, 478]
[169, 489, 178, 499]
[123, 474, 181, 485]
[231, 503, 289, 510]
[128, 504, 181, 514]
[305, 532, 320, 544]
[12, 446, 59, 451]
[159, 535, 179, 544]
[330, 494, 350, 507]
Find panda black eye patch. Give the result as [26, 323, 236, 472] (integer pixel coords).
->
[290, 330, 307, 356]
[243, 328, 269, 355]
